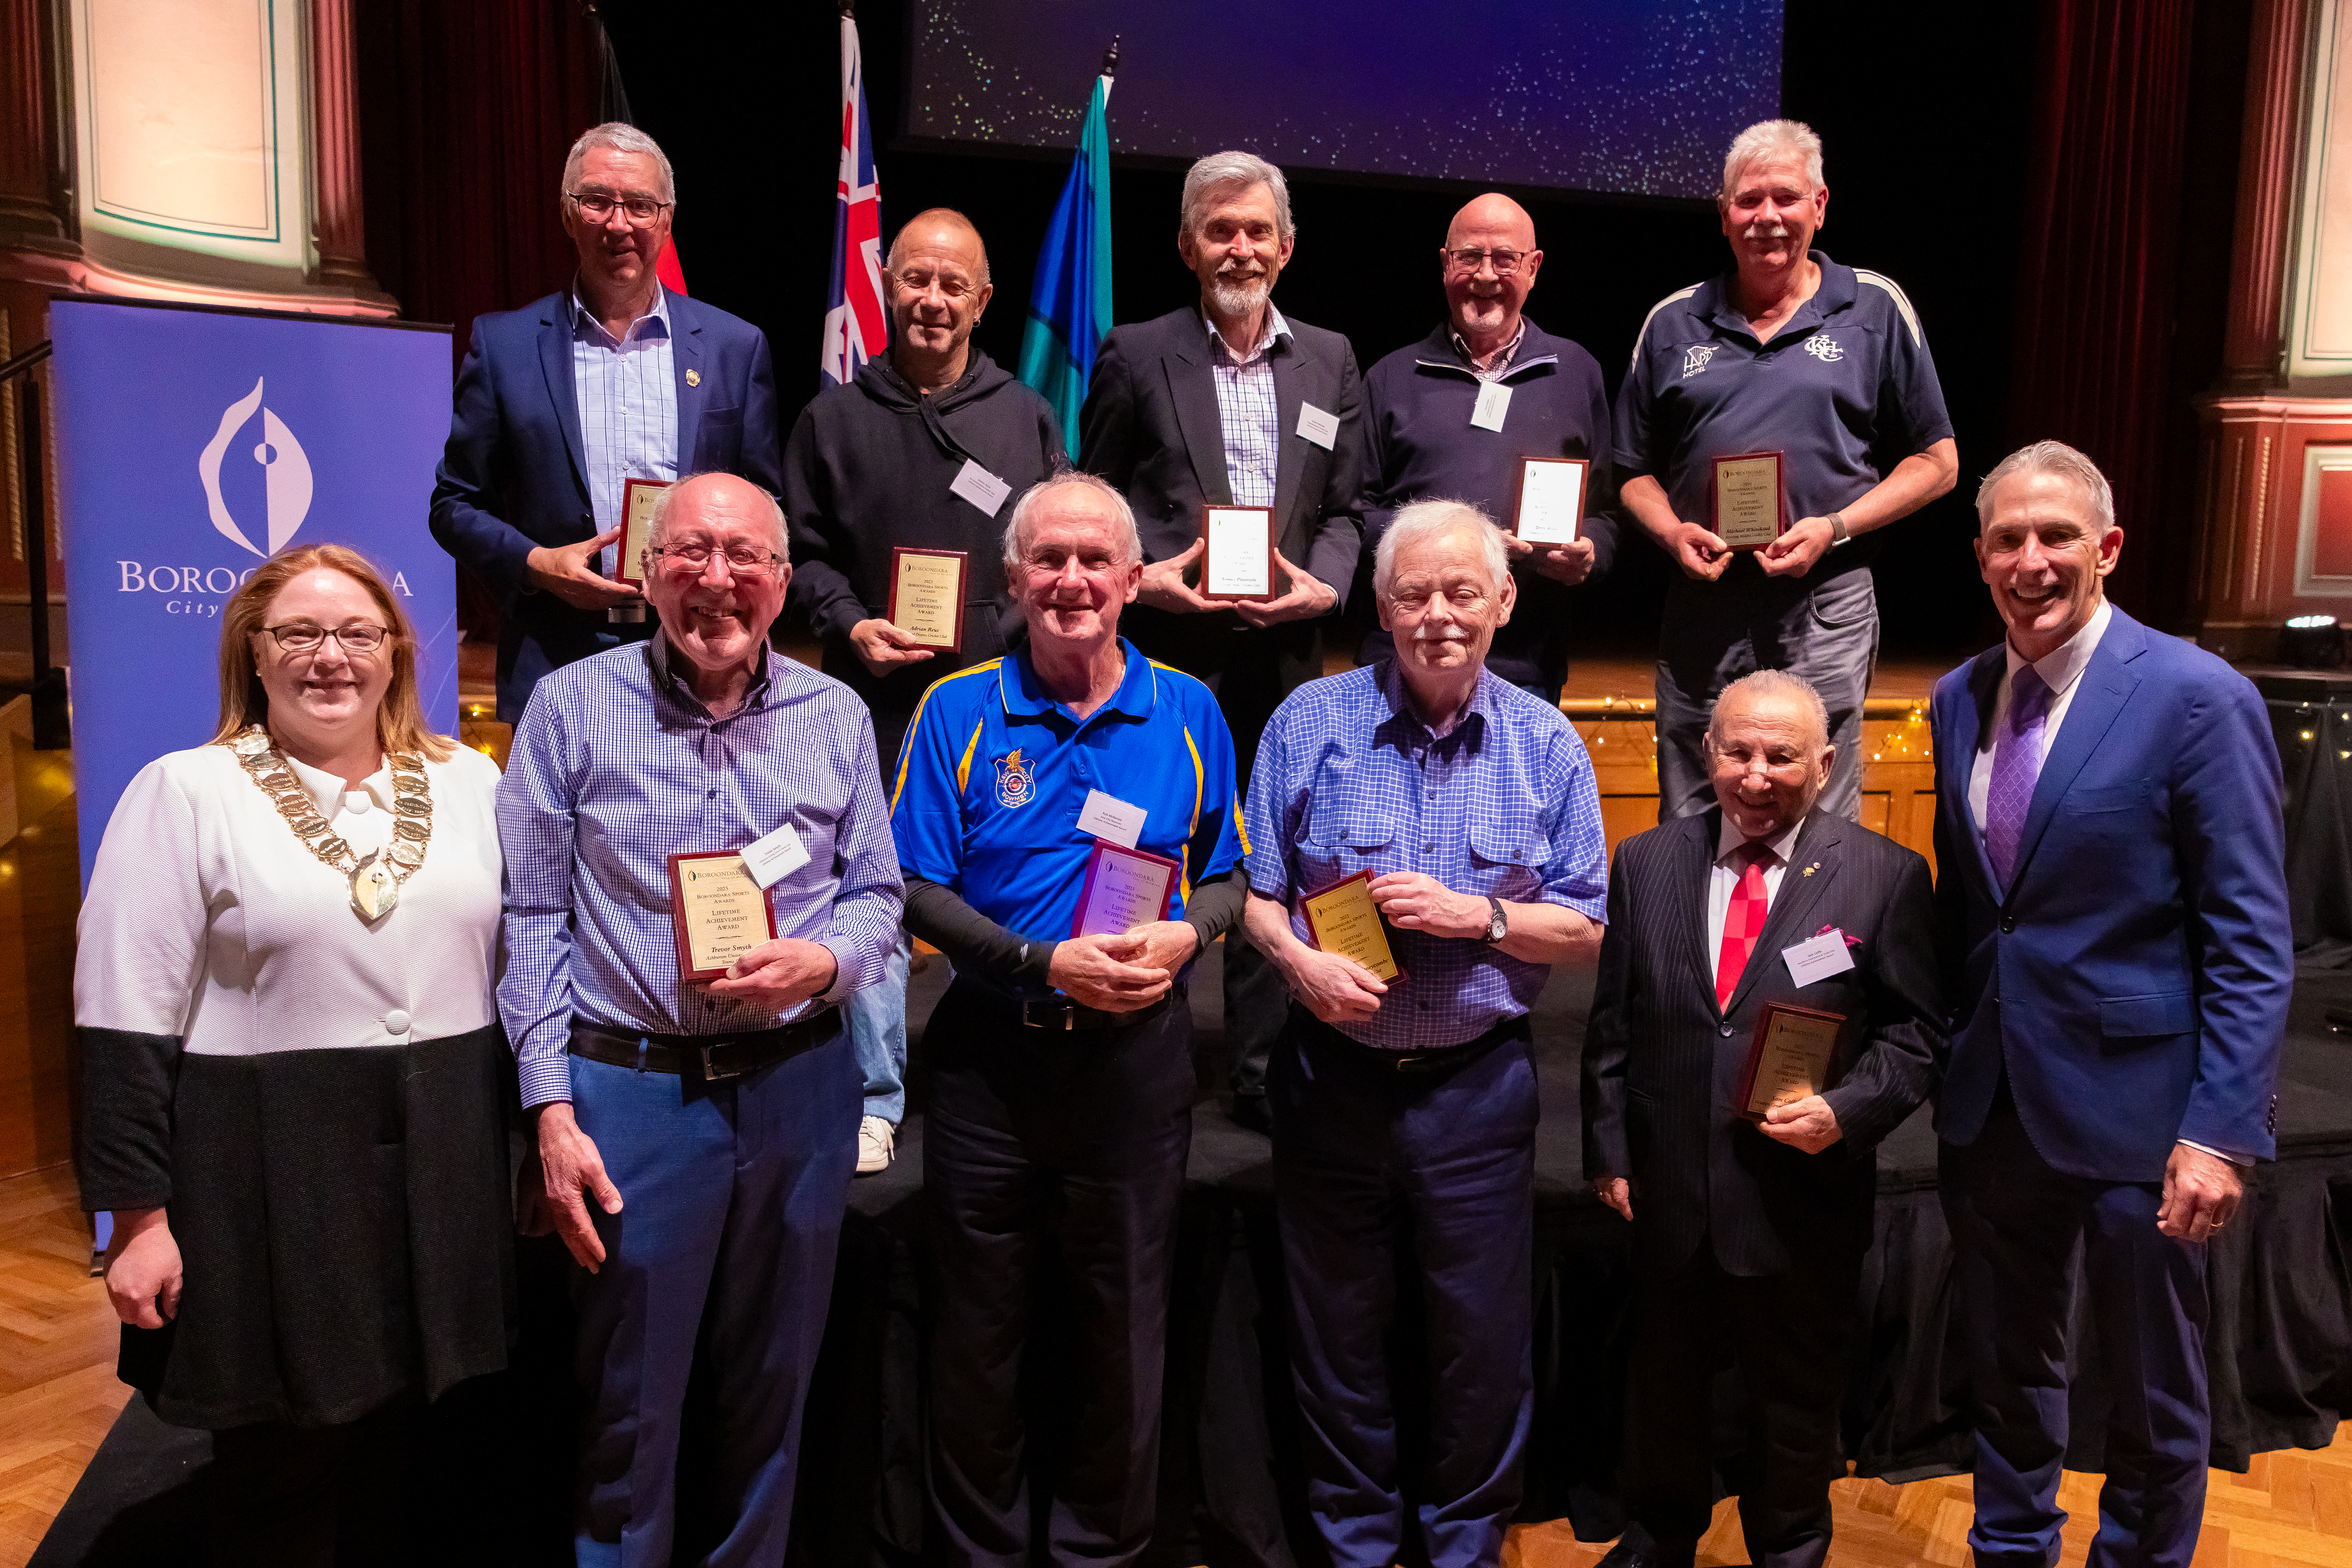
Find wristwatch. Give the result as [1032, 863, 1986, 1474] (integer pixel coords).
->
[1483, 895, 1509, 943]
[1826, 510, 1851, 548]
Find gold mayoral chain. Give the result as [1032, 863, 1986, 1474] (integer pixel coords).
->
[229, 724, 433, 921]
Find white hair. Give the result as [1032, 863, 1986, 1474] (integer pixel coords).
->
[1180, 151, 1295, 243]
[562, 122, 676, 205]
[647, 472, 788, 556]
[1720, 119, 1823, 201]
[1706, 669, 1830, 752]
[1002, 472, 1142, 570]
[1976, 439, 2116, 534]
[1372, 499, 1508, 599]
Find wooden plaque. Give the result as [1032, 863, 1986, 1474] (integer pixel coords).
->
[1301, 869, 1403, 982]
[1735, 1002, 1846, 1122]
[886, 546, 969, 654]
[1070, 839, 1183, 938]
[666, 850, 778, 982]
[1200, 504, 1277, 600]
[1711, 450, 1786, 551]
[1512, 456, 1588, 546]
[614, 477, 672, 588]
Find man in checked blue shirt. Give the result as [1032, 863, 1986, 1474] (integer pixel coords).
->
[891, 471, 1245, 1565]
[1241, 498, 1607, 1568]
[499, 471, 900, 1566]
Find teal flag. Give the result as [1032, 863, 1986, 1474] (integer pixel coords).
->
[1017, 76, 1113, 459]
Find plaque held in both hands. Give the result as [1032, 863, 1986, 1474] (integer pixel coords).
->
[1512, 456, 1588, 546]
[1200, 504, 1276, 600]
[887, 546, 969, 653]
[668, 851, 779, 982]
[1070, 839, 1182, 938]
[614, 477, 672, 589]
[1301, 869, 1403, 982]
[1711, 450, 1786, 551]
[1735, 1002, 1846, 1121]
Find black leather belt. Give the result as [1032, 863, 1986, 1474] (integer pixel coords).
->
[568, 1011, 840, 1082]
[1313, 1011, 1527, 1073]
[968, 991, 1172, 1032]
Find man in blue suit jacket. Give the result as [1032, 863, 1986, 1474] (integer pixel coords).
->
[1929, 440, 2291, 1568]
[430, 123, 781, 722]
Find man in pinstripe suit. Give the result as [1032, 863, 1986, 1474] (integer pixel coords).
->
[1584, 670, 1943, 1568]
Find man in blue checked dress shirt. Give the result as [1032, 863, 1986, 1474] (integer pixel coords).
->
[1241, 499, 1608, 1568]
[498, 472, 900, 1567]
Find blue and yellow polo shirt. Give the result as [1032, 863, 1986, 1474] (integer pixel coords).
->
[891, 638, 1245, 953]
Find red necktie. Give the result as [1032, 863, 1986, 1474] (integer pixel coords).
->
[1714, 840, 1775, 1013]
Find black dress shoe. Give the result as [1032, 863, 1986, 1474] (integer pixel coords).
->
[1597, 1534, 1698, 1568]
[1228, 1092, 1274, 1135]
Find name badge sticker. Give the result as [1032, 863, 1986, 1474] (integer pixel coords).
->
[1075, 789, 1147, 850]
[1782, 928, 1857, 986]
[949, 459, 1013, 517]
[741, 821, 812, 889]
[1296, 401, 1341, 450]
[1470, 381, 1512, 432]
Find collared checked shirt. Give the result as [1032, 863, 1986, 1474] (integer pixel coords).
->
[1244, 659, 1608, 1050]
[1204, 303, 1289, 506]
[1450, 318, 1527, 382]
[570, 283, 679, 572]
[497, 634, 904, 1107]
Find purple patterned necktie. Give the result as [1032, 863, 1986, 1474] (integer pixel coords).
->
[1984, 664, 2053, 889]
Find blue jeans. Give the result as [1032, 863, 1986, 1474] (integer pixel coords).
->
[847, 931, 910, 1123]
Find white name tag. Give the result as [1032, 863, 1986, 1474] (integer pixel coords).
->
[1075, 789, 1147, 850]
[1783, 929, 1857, 986]
[1470, 381, 1512, 432]
[949, 458, 1013, 517]
[741, 821, 812, 889]
[1296, 401, 1340, 450]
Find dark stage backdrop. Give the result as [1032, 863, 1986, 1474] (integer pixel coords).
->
[360, 0, 2229, 661]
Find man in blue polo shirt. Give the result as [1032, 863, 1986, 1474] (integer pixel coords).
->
[1356, 192, 1619, 699]
[891, 470, 1245, 1566]
[1615, 118, 1958, 821]
[1243, 499, 1608, 1568]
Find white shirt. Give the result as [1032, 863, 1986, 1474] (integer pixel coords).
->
[1706, 813, 1809, 962]
[75, 742, 505, 1054]
[1967, 598, 2112, 834]
[1203, 303, 1288, 508]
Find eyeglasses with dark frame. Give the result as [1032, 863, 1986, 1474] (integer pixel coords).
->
[648, 541, 786, 578]
[259, 622, 394, 655]
[1444, 247, 1529, 276]
[568, 189, 673, 226]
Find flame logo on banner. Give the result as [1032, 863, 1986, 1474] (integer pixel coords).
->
[198, 377, 313, 557]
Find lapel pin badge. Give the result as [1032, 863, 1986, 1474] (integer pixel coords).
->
[1802, 862, 1819, 877]
[685, 368, 700, 387]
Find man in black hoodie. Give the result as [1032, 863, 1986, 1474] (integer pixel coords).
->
[785, 208, 1065, 1173]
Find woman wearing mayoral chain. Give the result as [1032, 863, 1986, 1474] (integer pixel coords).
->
[73, 544, 512, 1564]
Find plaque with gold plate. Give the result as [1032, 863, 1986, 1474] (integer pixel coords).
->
[1301, 868, 1403, 982]
[886, 546, 969, 653]
[667, 850, 778, 982]
[613, 477, 672, 588]
[1070, 839, 1182, 938]
[1711, 450, 1786, 551]
[1735, 1002, 1846, 1122]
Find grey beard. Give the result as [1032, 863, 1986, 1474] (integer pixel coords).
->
[1209, 275, 1270, 319]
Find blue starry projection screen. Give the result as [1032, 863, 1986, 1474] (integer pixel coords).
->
[904, 1, 1784, 201]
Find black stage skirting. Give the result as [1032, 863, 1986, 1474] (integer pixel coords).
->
[35, 948, 2352, 1568]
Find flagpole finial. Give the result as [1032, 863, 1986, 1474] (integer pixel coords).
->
[838, 0, 854, 15]
[1102, 36, 1119, 77]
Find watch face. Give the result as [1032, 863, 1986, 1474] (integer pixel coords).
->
[1488, 905, 1507, 940]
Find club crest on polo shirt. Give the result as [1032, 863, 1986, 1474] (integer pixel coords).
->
[994, 749, 1037, 808]
[1681, 345, 1717, 378]
[1803, 335, 1844, 362]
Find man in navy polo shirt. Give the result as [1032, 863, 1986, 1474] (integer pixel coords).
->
[1355, 192, 1619, 699]
[1615, 118, 1958, 821]
[891, 470, 1246, 1565]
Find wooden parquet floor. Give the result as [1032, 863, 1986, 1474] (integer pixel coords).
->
[0, 1160, 2342, 1568]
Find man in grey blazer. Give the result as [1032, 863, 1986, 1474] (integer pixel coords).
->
[1583, 670, 1943, 1568]
[1080, 149, 1367, 1129]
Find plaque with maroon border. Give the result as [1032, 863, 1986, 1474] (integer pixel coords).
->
[1199, 503, 1277, 600]
[1300, 868, 1403, 982]
[1069, 838, 1182, 938]
[1511, 456, 1588, 546]
[886, 546, 969, 654]
[1734, 1002, 1846, 1122]
[1711, 450, 1786, 551]
[613, 477, 672, 588]
[667, 850, 777, 982]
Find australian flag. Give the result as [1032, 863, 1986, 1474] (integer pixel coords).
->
[820, 9, 883, 388]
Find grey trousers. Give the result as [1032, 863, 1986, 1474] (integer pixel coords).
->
[1654, 566, 1879, 823]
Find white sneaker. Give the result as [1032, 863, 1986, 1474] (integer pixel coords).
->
[856, 1115, 896, 1175]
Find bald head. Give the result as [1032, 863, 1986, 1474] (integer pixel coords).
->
[888, 207, 991, 285]
[1441, 192, 1543, 357]
[886, 208, 995, 388]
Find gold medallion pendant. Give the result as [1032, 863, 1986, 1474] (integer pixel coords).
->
[230, 725, 434, 924]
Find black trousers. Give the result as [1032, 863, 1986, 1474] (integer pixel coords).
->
[922, 984, 1195, 1567]
[1621, 1242, 1860, 1568]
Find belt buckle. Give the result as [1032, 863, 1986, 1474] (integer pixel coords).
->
[699, 1041, 744, 1080]
[1021, 1000, 1076, 1031]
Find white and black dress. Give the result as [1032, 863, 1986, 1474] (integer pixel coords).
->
[75, 741, 513, 1430]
